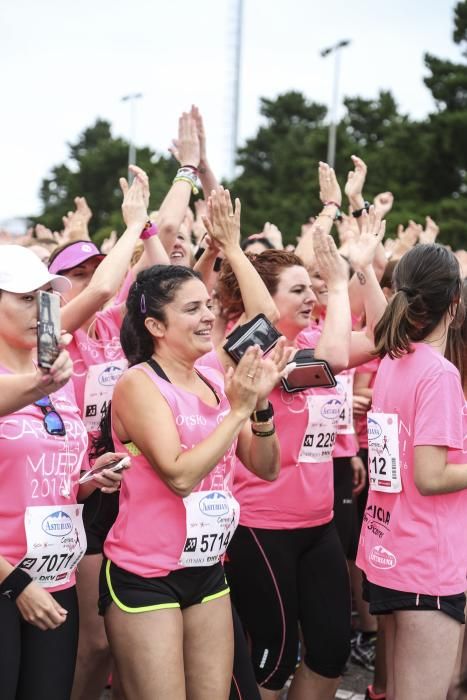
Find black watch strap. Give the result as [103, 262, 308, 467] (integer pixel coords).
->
[352, 201, 370, 218]
[250, 401, 274, 423]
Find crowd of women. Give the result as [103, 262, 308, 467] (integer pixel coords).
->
[1, 107, 467, 700]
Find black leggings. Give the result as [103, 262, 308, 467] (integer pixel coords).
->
[0, 586, 79, 700]
[333, 456, 355, 557]
[230, 604, 261, 700]
[226, 521, 351, 691]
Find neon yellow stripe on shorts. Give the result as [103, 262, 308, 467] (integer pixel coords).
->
[202, 586, 230, 604]
[105, 559, 180, 613]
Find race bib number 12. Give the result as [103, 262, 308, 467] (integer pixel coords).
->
[367, 412, 401, 493]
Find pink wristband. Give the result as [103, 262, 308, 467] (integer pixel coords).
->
[140, 221, 159, 240]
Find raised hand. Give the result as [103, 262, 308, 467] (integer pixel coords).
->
[120, 171, 148, 229]
[35, 223, 54, 241]
[344, 155, 367, 206]
[191, 105, 208, 168]
[419, 216, 440, 245]
[122, 165, 150, 209]
[319, 162, 342, 206]
[169, 112, 200, 168]
[347, 206, 386, 272]
[263, 222, 283, 249]
[253, 338, 293, 402]
[373, 191, 394, 217]
[224, 346, 264, 419]
[312, 225, 348, 289]
[100, 230, 118, 254]
[202, 187, 241, 253]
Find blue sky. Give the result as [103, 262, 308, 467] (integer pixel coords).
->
[0, 0, 461, 223]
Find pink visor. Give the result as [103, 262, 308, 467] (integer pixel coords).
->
[48, 241, 105, 274]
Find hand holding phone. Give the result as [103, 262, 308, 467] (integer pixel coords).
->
[223, 314, 282, 364]
[37, 291, 61, 369]
[78, 456, 130, 484]
[281, 350, 336, 392]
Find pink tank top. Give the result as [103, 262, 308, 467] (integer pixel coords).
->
[0, 366, 88, 590]
[356, 344, 467, 595]
[354, 357, 380, 450]
[104, 363, 237, 577]
[202, 331, 337, 529]
[67, 304, 125, 413]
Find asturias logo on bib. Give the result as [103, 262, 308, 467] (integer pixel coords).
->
[98, 365, 124, 387]
[368, 417, 383, 441]
[199, 492, 229, 517]
[369, 545, 396, 570]
[320, 398, 342, 421]
[41, 511, 73, 537]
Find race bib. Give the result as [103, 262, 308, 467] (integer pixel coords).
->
[367, 412, 401, 493]
[299, 395, 340, 463]
[179, 490, 240, 567]
[83, 360, 127, 432]
[335, 373, 354, 435]
[16, 505, 86, 587]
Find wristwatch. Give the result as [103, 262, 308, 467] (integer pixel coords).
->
[250, 402, 274, 424]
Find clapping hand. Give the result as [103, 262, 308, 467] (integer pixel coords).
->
[202, 187, 241, 253]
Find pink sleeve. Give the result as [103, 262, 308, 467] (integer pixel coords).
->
[413, 369, 464, 449]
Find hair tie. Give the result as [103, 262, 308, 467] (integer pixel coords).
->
[140, 293, 147, 314]
[400, 286, 417, 296]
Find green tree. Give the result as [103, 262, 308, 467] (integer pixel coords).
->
[38, 120, 176, 244]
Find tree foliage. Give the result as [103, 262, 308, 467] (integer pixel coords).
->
[37, 2, 467, 250]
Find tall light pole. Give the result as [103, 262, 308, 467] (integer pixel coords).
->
[230, 0, 244, 180]
[320, 39, 351, 168]
[121, 92, 143, 181]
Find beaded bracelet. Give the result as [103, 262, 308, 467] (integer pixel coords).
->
[173, 170, 199, 195]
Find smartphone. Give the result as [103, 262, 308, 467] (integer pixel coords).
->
[37, 290, 61, 369]
[78, 456, 130, 485]
[223, 313, 282, 364]
[281, 359, 336, 392]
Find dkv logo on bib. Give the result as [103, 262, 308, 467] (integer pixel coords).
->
[199, 492, 230, 517]
[98, 365, 124, 387]
[369, 545, 396, 570]
[41, 511, 73, 537]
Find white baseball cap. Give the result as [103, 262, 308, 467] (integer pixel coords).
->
[0, 245, 71, 294]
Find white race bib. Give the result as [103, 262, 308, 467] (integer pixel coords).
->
[335, 373, 354, 435]
[367, 412, 401, 493]
[179, 490, 240, 567]
[298, 395, 340, 463]
[83, 360, 127, 432]
[16, 504, 86, 587]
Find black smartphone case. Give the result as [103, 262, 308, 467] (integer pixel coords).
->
[223, 313, 282, 364]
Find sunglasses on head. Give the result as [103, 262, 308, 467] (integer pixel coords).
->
[34, 396, 66, 436]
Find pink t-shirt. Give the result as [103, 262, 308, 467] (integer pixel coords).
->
[67, 304, 125, 414]
[0, 368, 88, 590]
[104, 363, 237, 577]
[297, 323, 357, 458]
[356, 343, 467, 596]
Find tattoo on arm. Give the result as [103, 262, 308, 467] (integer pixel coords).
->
[356, 271, 366, 285]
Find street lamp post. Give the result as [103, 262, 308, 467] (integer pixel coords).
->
[320, 40, 351, 168]
[121, 93, 143, 181]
